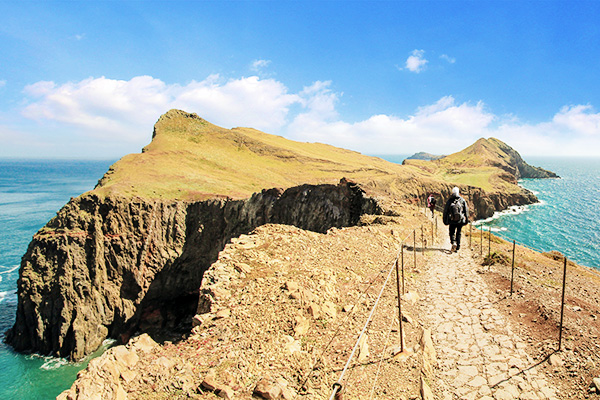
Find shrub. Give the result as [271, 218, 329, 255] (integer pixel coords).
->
[482, 251, 510, 266]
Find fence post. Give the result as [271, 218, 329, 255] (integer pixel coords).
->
[558, 256, 568, 351]
[395, 254, 404, 353]
[510, 240, 516, 296]
[413, 230, 417, 270]
[431, 221, 434, 246]
[421, 225, 424, 253]
[488, 227, 491, 257]
[401, 243, 405, 294]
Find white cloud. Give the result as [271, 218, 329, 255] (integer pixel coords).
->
[251, 59, 271, 72]
[20, 74, 302, 146]
[405, 49, 428, 73]
[14, 74, 600, 158]
[0, 80, 6, 88]
[289, 95, 495, 154]
[552, 104, 600, 136]
[440, 54, 456, 64]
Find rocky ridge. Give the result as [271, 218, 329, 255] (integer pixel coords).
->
[59, 211, 600, 400]
[7, 180, 379, 360]
[6, 110, 556, 367]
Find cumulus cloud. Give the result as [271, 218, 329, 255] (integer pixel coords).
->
[405, 49, 428, 73]
[289, 95, 495, 154]
[21, 74, 301, 144]
[552, 104, 600, 136]
[15, 73, 600, 158]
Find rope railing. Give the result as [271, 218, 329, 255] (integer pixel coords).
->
[328, 255, 398, 400]
[465, 218, 577, 352]
[423, 196, 575, 353]
[327, 215, 442, 399]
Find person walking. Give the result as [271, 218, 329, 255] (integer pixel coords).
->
[427, 194, 436, 217]
[443, 187, 469, 252]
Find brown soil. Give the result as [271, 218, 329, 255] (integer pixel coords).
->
[72, 206, 600, 399]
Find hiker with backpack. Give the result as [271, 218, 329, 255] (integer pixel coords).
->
[427, 194, 436, 217]
[443, 187, 469, 252]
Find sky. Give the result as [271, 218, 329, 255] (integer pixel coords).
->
[1, 0, 600, 159]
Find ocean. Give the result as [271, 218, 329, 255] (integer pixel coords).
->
[0, 159, 115, 399]
[0, 156, 598, 398]
[472, 157, 600, 271]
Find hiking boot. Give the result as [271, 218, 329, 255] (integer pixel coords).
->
[451, 243, 457, 252]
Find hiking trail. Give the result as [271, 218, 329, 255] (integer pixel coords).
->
[419, 232, 561, 400]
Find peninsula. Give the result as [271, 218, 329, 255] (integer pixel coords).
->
[7, 109, 583, 400]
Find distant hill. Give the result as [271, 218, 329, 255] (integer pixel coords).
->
[403, 137, 558, 192]
[406, 152, 445, 161]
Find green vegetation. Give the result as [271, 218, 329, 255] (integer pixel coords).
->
[91, 109, 539, 201]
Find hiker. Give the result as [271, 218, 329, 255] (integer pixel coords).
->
[427, 194, 436, 217]
[443, 187, 469, 252]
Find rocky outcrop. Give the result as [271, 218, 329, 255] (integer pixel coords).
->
[6, 179, 380, 360]
[487, 138, 559, 179]
[409, 181, 538, 221]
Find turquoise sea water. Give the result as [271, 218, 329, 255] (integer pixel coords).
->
[474, 157, 600, 270]
[0, 159, 114, 399]
[0, 156, 597, 398]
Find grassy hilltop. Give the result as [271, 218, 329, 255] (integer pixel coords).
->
[404, 137, 557, 193]
[93, 109, 550, 201]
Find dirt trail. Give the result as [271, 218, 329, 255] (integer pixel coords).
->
[420, 231, 561, 400]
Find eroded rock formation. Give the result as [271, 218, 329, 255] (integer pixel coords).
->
[6, 179, 380, 360]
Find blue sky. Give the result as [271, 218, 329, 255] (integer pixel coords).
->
[1, 1, 600, 159]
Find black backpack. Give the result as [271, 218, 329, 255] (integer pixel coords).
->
[449, 197, 463, 223]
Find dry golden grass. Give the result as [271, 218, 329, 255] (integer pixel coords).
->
[92, 110, 529, 201]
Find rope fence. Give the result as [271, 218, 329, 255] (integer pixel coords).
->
[326, 214, 441, 399]
[323, 189, 583, 398]
[422, 191, 576, 353]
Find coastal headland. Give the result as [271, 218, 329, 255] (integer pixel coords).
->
[9, 109, 599, 400]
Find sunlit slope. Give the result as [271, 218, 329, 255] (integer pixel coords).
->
[93, 110, 429, 200]
[403, 137, 556, 193]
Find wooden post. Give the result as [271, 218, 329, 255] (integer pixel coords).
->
[558, 256, 568, 351]
[401, 244, 405, 293]
[510, 240, 516, 296]
[431, 221, 434, 246]
[395, 255, 404, 352]
[413, 230, 417, 270]
[488, 227, 491, 257]
[421, 225, 424, 253]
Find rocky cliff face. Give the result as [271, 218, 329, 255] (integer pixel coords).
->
[485, 138, 559, 179]
[6, 179, 380, 360]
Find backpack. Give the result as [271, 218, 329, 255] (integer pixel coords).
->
[449, 197, 463, 223]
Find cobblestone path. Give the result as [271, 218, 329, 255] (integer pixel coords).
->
[421, 238, 561, 400]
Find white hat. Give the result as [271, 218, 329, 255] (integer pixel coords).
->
[452, 187, 460, 196]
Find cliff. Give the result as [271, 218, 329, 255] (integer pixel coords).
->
[440, 137, 559, 180]
[6, 180, 379, 360]
[6, 110, 554, 361]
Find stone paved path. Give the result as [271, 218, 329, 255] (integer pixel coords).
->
[421, 237, 561, 400]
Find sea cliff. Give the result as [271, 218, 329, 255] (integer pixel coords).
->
[6, 110, 553, 361]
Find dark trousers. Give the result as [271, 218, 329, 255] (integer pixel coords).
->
[449, 224, 463, 248]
